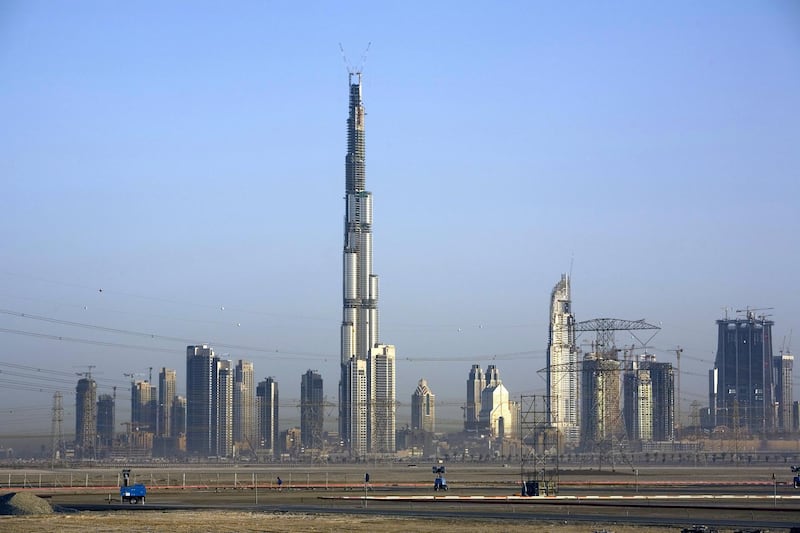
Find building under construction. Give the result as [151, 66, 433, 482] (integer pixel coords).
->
[709, 310, 776, 436]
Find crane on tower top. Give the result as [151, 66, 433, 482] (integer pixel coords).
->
[75, 364, 96, 379]
[735, 307, 774, 320]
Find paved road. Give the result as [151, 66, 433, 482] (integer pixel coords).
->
[58, 497, 800, 531]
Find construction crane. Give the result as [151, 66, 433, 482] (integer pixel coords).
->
[780, 329, 793, 356]
[673, 346, 683, 436]
[75, 364, 96, 379]
[735, 307, 774, 320]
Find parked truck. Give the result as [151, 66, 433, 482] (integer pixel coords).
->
[120, 469, 146, 504]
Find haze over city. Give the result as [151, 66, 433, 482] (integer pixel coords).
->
[1, 1, 798, 448]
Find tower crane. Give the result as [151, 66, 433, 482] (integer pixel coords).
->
[75, 364, 96, 379]
[735, 307, 774, 320]
[780, 330, 793, 356]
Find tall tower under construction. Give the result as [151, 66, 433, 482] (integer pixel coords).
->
[710, 311, 775, 435]
[546, 274, 579, 445]
[339, 71, 395, 456]
[75, 375, 97, 459]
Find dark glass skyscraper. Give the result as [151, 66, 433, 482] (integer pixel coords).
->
[96, 393, 115, 450]
[301, 370, 324, 449]
[186, 345, 217, 456]
[257, 377, 279, 458]
[710, 312, 774, 434]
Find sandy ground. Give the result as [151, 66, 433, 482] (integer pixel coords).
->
[0, 510, 678, 533]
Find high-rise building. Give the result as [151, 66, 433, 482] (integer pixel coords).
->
[710, 311, 775, 434]
[300, 370, 324, 450]
[623, 365, 653, 442]
[171, 395, 186, 437]
[479, 381, 514, 438]
[96, 393, 114, 450]
[256, 377, 279, 458]
[131, 380, 156, 436]
[347, 359, 368, 457]
[186, 345, 218, 456]
[75, 376, 97, 458]
[546, 274, 579, 444]
[217, 359, 234, 457]
[411, 379, 435, 433]
[774, 353, 793, 433]
[234, 360, 255, 448]
[158, 368, 176, 438]
[581, 353, 622, 449]
[643, 359, 674, 442]
[465, 365, 485, 432]
[338, 71, 395, 456]
[485, 364, 500, 388]
[372, 344, 396, 453]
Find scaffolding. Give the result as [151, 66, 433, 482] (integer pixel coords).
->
[518, 394, 559, 495]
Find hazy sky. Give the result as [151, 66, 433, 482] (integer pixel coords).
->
[1, 1, 798, 439]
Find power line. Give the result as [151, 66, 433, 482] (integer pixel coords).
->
[0, 309, 335, 359]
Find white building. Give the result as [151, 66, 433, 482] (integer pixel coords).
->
[479, 383, 514, 438]
[546, 274, 580, 445]
[216, 359, 233, 457]
[372, 344, 396, 453]
[411, 378, 435, 433]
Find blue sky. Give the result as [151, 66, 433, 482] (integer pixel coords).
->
[1, 1, 798, 438]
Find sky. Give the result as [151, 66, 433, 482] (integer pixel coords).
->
[1, 1, 799, 444]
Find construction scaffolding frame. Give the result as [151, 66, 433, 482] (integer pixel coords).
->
[518, 394, 559, 495]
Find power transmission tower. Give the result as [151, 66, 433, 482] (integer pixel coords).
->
[50, 391, 64, 468]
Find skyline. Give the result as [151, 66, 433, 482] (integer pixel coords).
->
[2, 2, 799, 440]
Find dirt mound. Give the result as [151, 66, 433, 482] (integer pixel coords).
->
[0, 492, 53, 515]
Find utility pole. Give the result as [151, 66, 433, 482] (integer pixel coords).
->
[50, 392, 63, 469]
[674, 347, 682, 439]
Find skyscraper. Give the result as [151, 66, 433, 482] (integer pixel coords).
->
[643, 358, 674, 442]
[411, 379, 435, 434]
[581, 353, 622, 449]
[710, 311, 775, 434]
[217, 359, 234, 457]
[96, 393, 115, 450]
[234, 360, 255, 448]
[372, 344, 396, 453]
[485, 364, 500, 388]
[158, 368, 176, 438]
[546, 274, 579, 444]
[256, 377, 279, 458]
[75, 376, 97, 458]
[131, 380, 156, 436]
[338, 71, 395, 455]
[186, 345, 217, 456]
[623, 365, 653, 442]
[775, 353, 794, 433]
[465, 364, 485, 432]
[347, 359, 368, 456]
[171, 395, 186, 438]
[300, 370, 324, 450]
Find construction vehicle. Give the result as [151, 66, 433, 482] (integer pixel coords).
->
[120, 469, 146, 504]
